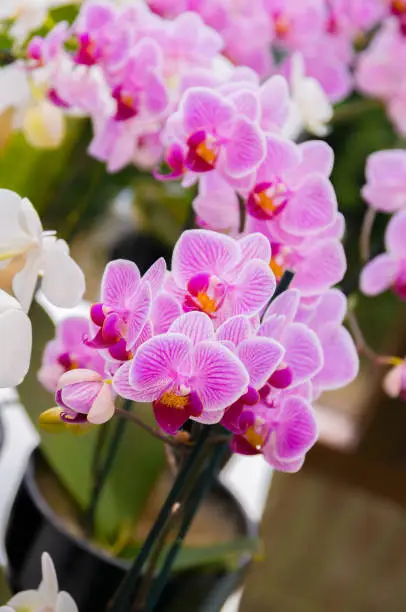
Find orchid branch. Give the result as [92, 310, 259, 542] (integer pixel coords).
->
[360, 208, 376, 263]
[346, 310, 402, 367]
[115, 407, 193, 448]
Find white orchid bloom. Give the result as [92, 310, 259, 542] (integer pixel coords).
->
[284, 52, 333, 139]
[0, 0, 75, 42]
[0, 63, 66, 150]
[0, 289, 32, 387]
[0, 189, 85, 312]
[0, 552, 78, 612]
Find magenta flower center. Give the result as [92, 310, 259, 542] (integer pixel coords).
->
[184, 273, 226, 316]
[185, 130, 218, 173]
[393, 260, 406, 300]
[74, 33, 100, 66]
[113, 87, 139, 122]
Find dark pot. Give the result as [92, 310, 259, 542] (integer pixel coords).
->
[5, 451, 255, 612]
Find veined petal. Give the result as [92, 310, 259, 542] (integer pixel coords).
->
[238, 233, 271, 263]
[60, 381, 100, 413]
[0, 305, 32, 388]
[172, 229, 240, 287]
[113, 362, 155, 402]
[151, 293, 182, 335]
[126, 283, 151, 351]
[293, 239, 346, 295]
[42, 240, 85, 308]
[275, 396, 318, 461]
[142, 258, 166, 296]
[282, 322, 323, 384]
[58, 369, 101, 388]
[232, 260, 276, 316]
[264, 288, 300, 323]
[131, 333, 193, 392]
[290, 140, 334, 181]
[181, 87, 235, 135]
[238, 337, 284, 389]
[216, 315, 251, 346]
[169, 311, 214, 345]
[256, 133, 301, 184]
[192, 341, 249, 411]
[223, 116, 265, 178]
[153, 400, 188, 435]
[101, 259, 140, 309]
[281, 175, 337, 236]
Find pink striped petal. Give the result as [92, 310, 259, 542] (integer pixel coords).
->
[60, 381, 100, 414]
[101, 260, 140, 308]
[182, 88, 235, 135]
[238, 233, 271, 263]
[287, 141, 334, 184]
[281, 175, 337, 235]
[172, 229, 240, 287]
[228, 89, 260, 122]
[192, 408, 225, 425]
[131, 333, 193, 392]
[59, 317, 89, 348]
[142, 258, 166, 296]
[293, 239, 346, 295]
[275, 396, 318, 461]
[169, 312, 214, 344]
[257, 315, 286, 343]
[360, 254, 398, 296]
[223, 116, 265, 178]
[193, 341, 249, 411]
[151, 293, 182, 335]
[282, 323, 323, 384]
[232, 260, 276, 316]
[126, 283, 151, 350]
[264, 289, 300, 323]
[216, 315, 252, 346]
[58, 369, 101, 388]
[238, 338, 284, 389]
[256, 134, 301, 184]
[113, 361, 156, 402]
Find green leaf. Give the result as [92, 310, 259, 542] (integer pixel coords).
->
[0, 565, 11, 604]
[18, 301, 166, 541]
[120, 536, 259, 573]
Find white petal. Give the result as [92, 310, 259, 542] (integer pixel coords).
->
[12, 250, 41, 312]
[0, 65, 31, 113]
[7, 590, 44, 608]
[0, 288, 21, 313]
[0, 189, 32, 252]
[38, 552, 59, 604]
[88, 383, 115, 424]
[41, 241, 85, 308]
[0, 307, 32, 387]
[56, 591, 79, 612]
[20, 196, 43, 240]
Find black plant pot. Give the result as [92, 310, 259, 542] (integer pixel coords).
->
[5, 451, 255, 612]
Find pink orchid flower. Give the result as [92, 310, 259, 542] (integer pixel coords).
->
[229, 393, 318, 472]
[362, 149, 406, 212]
[85, 258, 165, 358]
[383, 359, 406, 401]
[56, 369, 115, 425]
[162, 86, 266, 181]
[245, 136, 337, 238]
[360, 210, 406, 299]
[170, 229, 275, 323]
[38, 317, 105, 393]
[113, 311, 249, 434]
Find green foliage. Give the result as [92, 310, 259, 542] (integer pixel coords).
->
[0, 566, 11, 604]
[18, 301, 166, 541]
[120, 536, 259, 573]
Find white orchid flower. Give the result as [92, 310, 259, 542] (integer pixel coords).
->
[284, 52, 333, 139]
[0, 552, 78, 612]
[0, 189, 85, 312]
[0, 289, 32, 387]
[0, 63, 66, 150]
[0, 0, 75, 42]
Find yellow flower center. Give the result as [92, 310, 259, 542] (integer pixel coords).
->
[245, 426, 264, 450]
[196, 141, 217, 165]
[256, 191, 278, 213]
[274, 14, 290, 37]
[393, 0, 406, 13]
[197, 291, 218, 315]
[269, 257, 284, 281]
[161, 392, 189, 410]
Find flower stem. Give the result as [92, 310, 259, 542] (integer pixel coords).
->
[261, 269, 295, 322]
[145, 439, 230, 611]
[115, 407, 192, 448]
[332, 98, 383, 124]
[359, 208, 376, 263]
[108, 426, 211, 612]
[83, 400, 132, 536]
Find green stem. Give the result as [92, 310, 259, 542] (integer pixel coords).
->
[83, 399, 132, 536]
[107, 426, 211, 612]
[145, 440, 230, 611]
[332, 98, 383, 125]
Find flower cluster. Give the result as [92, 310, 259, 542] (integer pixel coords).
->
[0, 188, 85, 388]
[360, 150, 406, 300]
[39, 229, 358, 471]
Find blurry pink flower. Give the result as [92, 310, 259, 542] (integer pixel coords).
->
[171, 230, 275, 323]
[360, 210, 406, 299]
[383, 359, 406, 400]
[56, 369, 115, 425]
[113, 311, 249, 433]
[38, 317, 105, 393]
[362, 149, 406, 212]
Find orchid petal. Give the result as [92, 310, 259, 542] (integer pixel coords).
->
[360, 254, 398, 296]
[385, 210, 406, 257]
[223, 116, 265, 178]
[313, 325, 359, 390]
[0, 301, 32, 388]
[142, 258, 166, 296]
[275, 396, 318, 461]
[216, 315, 251, 346]
[126, 283, 151, 350]
[169, 311, 214, 344]
[88, 383, 115, 424]
[181, 87, 234, 134]
[101, 259, 140, 308]
[293, 239, 346, 295]
[42, 240, 85, 308]
[238, 338, 284, 389]
[281, 175, 337, 235]
[151, 292, 182, 335]
[282, 322, 323, 384]
[233, 260, 275, 316]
